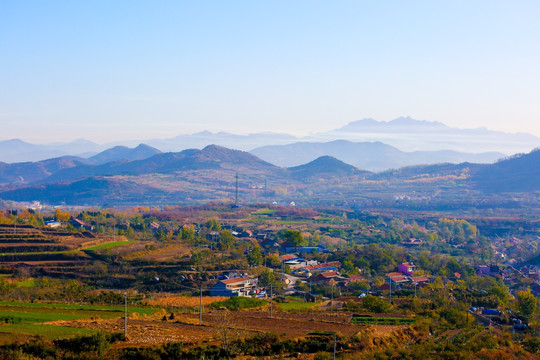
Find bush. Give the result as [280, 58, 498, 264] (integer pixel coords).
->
[209, 296, 266, 310]
[523, 337, 540, 354]
[362, 295, 392, 313]
[314, 351, 333, 360]
[54, 332, 120, 355]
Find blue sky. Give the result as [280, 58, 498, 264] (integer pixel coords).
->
[1, 1, 540, 143]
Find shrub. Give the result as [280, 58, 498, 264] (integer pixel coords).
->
[209, 296, 266, 310]
[362, 295, 392, 313]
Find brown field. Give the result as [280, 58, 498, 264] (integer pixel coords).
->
[146, 295, 228, 307]
[49, 310, 405, 347]
[122, 243, 191, 261]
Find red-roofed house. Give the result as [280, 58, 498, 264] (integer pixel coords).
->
[348, 274, 365, 283]
[307, 271, 344, 284]
[398, 262, 417, 276]
[210, 276, 257, 297]
[409, 275, 429, 284]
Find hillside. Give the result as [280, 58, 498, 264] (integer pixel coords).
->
[0, 177, 167, 206]
[471, 148, 540, 192]
[251, 140, 503, 171]
[288, 156, 367, 180]
[88, 143, 162, 165]
[0, 156, 89, 184]
[0, 145, 539, 209]
[42, 145, 280, 183]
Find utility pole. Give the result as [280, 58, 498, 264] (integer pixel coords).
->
[331, 282, 334, 308]
[124, 292, 127, 339]
[235, 173, 239, 207]
[199, 285, 203, 325]
[389, 278, 392, 303]
[270, 284, 273, 318]
[333, 334, 337, 360]
[414, 282, 417, 298]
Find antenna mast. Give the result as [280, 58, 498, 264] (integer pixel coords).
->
[235, 173, 239, 206]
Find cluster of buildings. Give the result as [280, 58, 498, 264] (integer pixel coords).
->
[382, 262, 430, 290]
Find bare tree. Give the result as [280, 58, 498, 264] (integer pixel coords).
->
[213, 310, 244, 357]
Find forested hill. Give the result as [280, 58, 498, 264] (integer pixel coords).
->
[471, 148, 540, 192]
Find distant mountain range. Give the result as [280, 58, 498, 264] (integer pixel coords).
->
[1, 117, 538, 164]
[250, 140, 505, 171]
[0, 145, 538, 207]
[87, 144, 162, 165]
[0, 144, 161, 184]
[316, 117, 540, 154]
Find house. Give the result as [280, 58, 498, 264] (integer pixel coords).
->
[401, 238, 423, 247]
[301, 261, 342, 275]
[44, 220, 61, 228]
[206, 231, 220, 242]
[279, 254, 302, 262]
[348, 274, 365, 283]
[307, 271, 343, 284]
[282, 244, 326, 254]
[149, 222, 160, 231]
[477, 265, 502, 277]
[69, 219, 93, 231]
[240, 230, 253, 238]
[285, 260, 315, 271]
[388, 274, 409, 285]
[255, 233, 267, 241]
[210, 276, 257, 297]
[260, 238, 280, 250]
[409, 275, 430, 285]
[398, 262, 417, 276]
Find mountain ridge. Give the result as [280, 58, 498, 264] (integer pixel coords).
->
[2, 117, 538, 163]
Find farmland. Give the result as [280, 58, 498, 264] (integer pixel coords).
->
[0, 204, 536, 359]
[0, 301, 158, 343]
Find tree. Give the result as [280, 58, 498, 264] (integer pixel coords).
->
[218, 230, 235, 250]
[206, 218, 221, 231]
[247, 246, 263, 266]
[516, 288, 537, 321]
[277, 229, 306, 249]
[55, 209, 71, 222]
[258, 268, 283, 294]
[362, 295, 392, 313]
[181, 225, 195, 242]
[265, 254, 281, 268]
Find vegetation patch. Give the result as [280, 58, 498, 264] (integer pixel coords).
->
[209, 297, 267, 311]
[84, 240, 137, 251]
[0, 323, 98, 340]
[351, 316, 416, 325]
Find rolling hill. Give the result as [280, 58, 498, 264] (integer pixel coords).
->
[0, 145, 538, 208]
[288, 156, 369, 180]
[88, 144, 162, 165]
[471, 148, 540, 192]
[251, 140, 504, 171]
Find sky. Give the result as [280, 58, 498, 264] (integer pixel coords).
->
[1, 1, 540, 143]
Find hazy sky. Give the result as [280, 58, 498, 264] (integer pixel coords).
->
[2, 1, 540, 143]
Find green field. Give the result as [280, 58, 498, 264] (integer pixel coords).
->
[0, 323, 98, 340]
[0, 301, 159, 341]
[350, 316, 416, 325]
[84, 240, 137, 251]
[0, 301, 158, 316]
[14, 279, 36, 288]
[278, 298, 319, 311]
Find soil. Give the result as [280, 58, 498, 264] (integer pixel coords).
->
[48, 310, 404, 347]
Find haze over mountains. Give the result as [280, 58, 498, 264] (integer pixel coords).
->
[250, 140, 504, 171]
[1, 117, 538, 166]
[0, 143, 539, 207]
